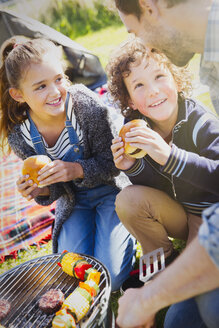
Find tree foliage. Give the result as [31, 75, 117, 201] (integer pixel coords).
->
[40, 0, 122, 39]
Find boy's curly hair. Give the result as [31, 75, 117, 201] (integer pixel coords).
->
[106, 37, 192, 118]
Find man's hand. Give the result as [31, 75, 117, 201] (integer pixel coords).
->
[116, 287, 156, 328]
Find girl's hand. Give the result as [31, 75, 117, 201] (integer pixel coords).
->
[16, 175, 49, 201]
[111, 137, 136, 170]
[125, 126, 171, 166]
[37, 160, 84, 186]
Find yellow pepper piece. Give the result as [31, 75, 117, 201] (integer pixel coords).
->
[87, 271, 101, 285]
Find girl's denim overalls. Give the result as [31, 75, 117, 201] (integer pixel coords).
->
[27, 92, 135, 291]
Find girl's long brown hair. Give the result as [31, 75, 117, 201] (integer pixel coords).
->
[0, 36, 64, 152]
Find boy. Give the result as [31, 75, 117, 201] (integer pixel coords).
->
[106, 38, 219, 326]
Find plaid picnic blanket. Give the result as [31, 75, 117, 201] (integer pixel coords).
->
[0, 152, 55, 258]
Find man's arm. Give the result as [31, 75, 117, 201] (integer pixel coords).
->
[117, 236, 219, 328]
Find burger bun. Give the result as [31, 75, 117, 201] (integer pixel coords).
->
[22, 155, 52, 188]
[119, 119, 148, 159]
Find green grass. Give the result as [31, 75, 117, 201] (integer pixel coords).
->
[40, 0, 122, 40]
[0, 241, 52, 275]
[75, 25, 128, 69]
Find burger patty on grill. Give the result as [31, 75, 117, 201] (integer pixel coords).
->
[38, 289, 64, 314]
[0, 299, 11, 321]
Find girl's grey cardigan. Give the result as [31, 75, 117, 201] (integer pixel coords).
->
[8, 84, 125, 253]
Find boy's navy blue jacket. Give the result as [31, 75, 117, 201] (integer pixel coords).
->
[124, 98, 219, 216]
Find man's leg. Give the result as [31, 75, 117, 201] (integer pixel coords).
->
[196, 288, 219, 328]
[164, 298, 207, 328]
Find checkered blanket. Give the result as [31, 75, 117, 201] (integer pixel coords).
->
[0, 152, 55, 258]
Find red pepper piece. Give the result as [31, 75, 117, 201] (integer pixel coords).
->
[74, 263, 92, 280]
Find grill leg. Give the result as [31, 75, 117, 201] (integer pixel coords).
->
[95, 306, 115, 328]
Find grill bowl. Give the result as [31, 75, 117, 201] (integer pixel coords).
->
[0, 253, 111, 328]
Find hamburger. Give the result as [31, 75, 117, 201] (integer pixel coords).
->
[22, 155, 52, 188]
[119, 119, 148, 159]
[38, 289, 64, 314]
[0, 299, 11, 321]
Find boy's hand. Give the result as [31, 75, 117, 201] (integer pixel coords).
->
[111, 137, 136, 170]
[37, 160, 84, 185]
[16, 175, 49, 201]
[125, 126, 171, 166]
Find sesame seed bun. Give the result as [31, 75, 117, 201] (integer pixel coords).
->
[119, 119, 148, 158]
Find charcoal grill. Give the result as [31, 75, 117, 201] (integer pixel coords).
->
[0, 253, 114, 328]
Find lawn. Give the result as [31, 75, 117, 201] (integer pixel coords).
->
[74, 25, 129, 69]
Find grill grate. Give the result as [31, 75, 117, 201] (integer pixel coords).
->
[0, 254, 111, 328]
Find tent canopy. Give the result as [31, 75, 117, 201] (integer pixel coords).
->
[0, 9, 107, 90]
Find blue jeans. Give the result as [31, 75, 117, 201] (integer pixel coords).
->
[164, 288, 219, 328]
[57, 184, 135, 291]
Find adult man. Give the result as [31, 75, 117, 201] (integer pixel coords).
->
[110, 0, 219, 327]
[116, 204, 219, 328]
[112, 0, 219, 115]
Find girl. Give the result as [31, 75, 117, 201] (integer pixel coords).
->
[106, 37, 219, 286]
[0, 36, 135, 291]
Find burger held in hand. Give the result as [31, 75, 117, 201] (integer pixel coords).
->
[119, 119, 148, 159]
[22, 155, 52, 188]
